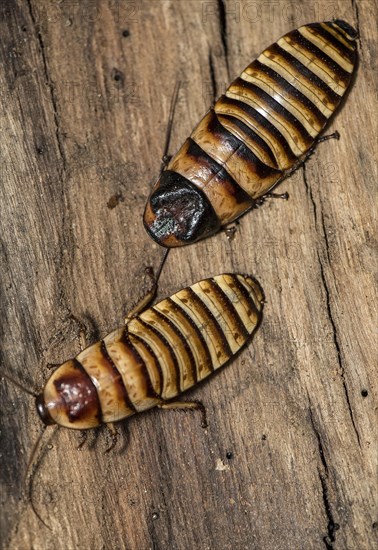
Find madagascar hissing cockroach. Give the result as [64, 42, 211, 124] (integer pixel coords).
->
[3, 269, 264, 527]
[6, 268, 264, 438]
[35, 272, 263, 432]
[143, 20, 358, 247]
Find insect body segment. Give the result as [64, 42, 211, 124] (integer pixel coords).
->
[144, 20, 358, 247]
[37, 274, 264, 430]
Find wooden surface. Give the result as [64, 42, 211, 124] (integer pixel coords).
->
[1, 1, 376, 549]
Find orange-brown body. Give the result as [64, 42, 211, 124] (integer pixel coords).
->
[36, 274, 264, 429]
[144, 20, 358, 247]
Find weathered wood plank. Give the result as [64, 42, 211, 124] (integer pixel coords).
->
[1, 1, 376, 549]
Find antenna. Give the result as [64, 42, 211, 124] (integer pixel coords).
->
[2, 371, 55, 528]
[1, 372, 39, 398]
[25, 424, 59, 530]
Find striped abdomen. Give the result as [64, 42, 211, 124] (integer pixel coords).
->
[144, 20, 358, 247]
[37, 274, 264, 429]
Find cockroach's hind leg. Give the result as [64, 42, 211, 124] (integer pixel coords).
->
[158, 400, 208, 429]
[255, 130, 339, 205]
[104, 422, 118, 453]
[266, 192, 289, 200]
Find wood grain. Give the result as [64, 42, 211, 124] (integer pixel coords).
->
[1, 1, 376, 549]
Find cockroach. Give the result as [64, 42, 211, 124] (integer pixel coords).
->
[35, 271, 263, 432]
[144, 20, 358, 247]
[3, 268, 264, 525]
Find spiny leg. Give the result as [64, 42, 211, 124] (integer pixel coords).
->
[255, 191, 289, 208]
[301, 130, 340, 164]
[317, 130, 340, 143]
[255, 130, 340, 208]
[125, 248, 170, 326]
[158, 400, 208, 429]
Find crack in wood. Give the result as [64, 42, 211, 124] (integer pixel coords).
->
[316, 243, 361, 449]
[25, 0, 67, 175]
[25, 0, 82, 354]
[319, 472, 340, 549]
[308, 404, 340, 548]
[208, 50, 217, 104]
[302, 164, 318, 224]
[351, 0, 363, 52]
[308, 406, 328, 476]
[217, 0, 230, 80]
[303, 165, 361, 448]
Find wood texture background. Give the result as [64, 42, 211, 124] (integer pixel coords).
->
[1, 1, 376, 549]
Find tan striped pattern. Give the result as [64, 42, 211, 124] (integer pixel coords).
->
[161, 21, 357, 227]
[43, 274, 264, 428]
[128, 273, 264, 401]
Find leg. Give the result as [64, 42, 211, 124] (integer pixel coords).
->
[296, 130, 340, 165]
[158, 400, 208, 428]
[124, 284, 157, 324]
[286, 130, 340, 180]
[105, 422, 118, 453]
[77, 430, 88, 450]
[256, 130, 340, 207]
[317, 130, 340, 143]
[125, 249, 170, 325]
[223, 224, 239, 241]
[255, 191, 289, 208]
